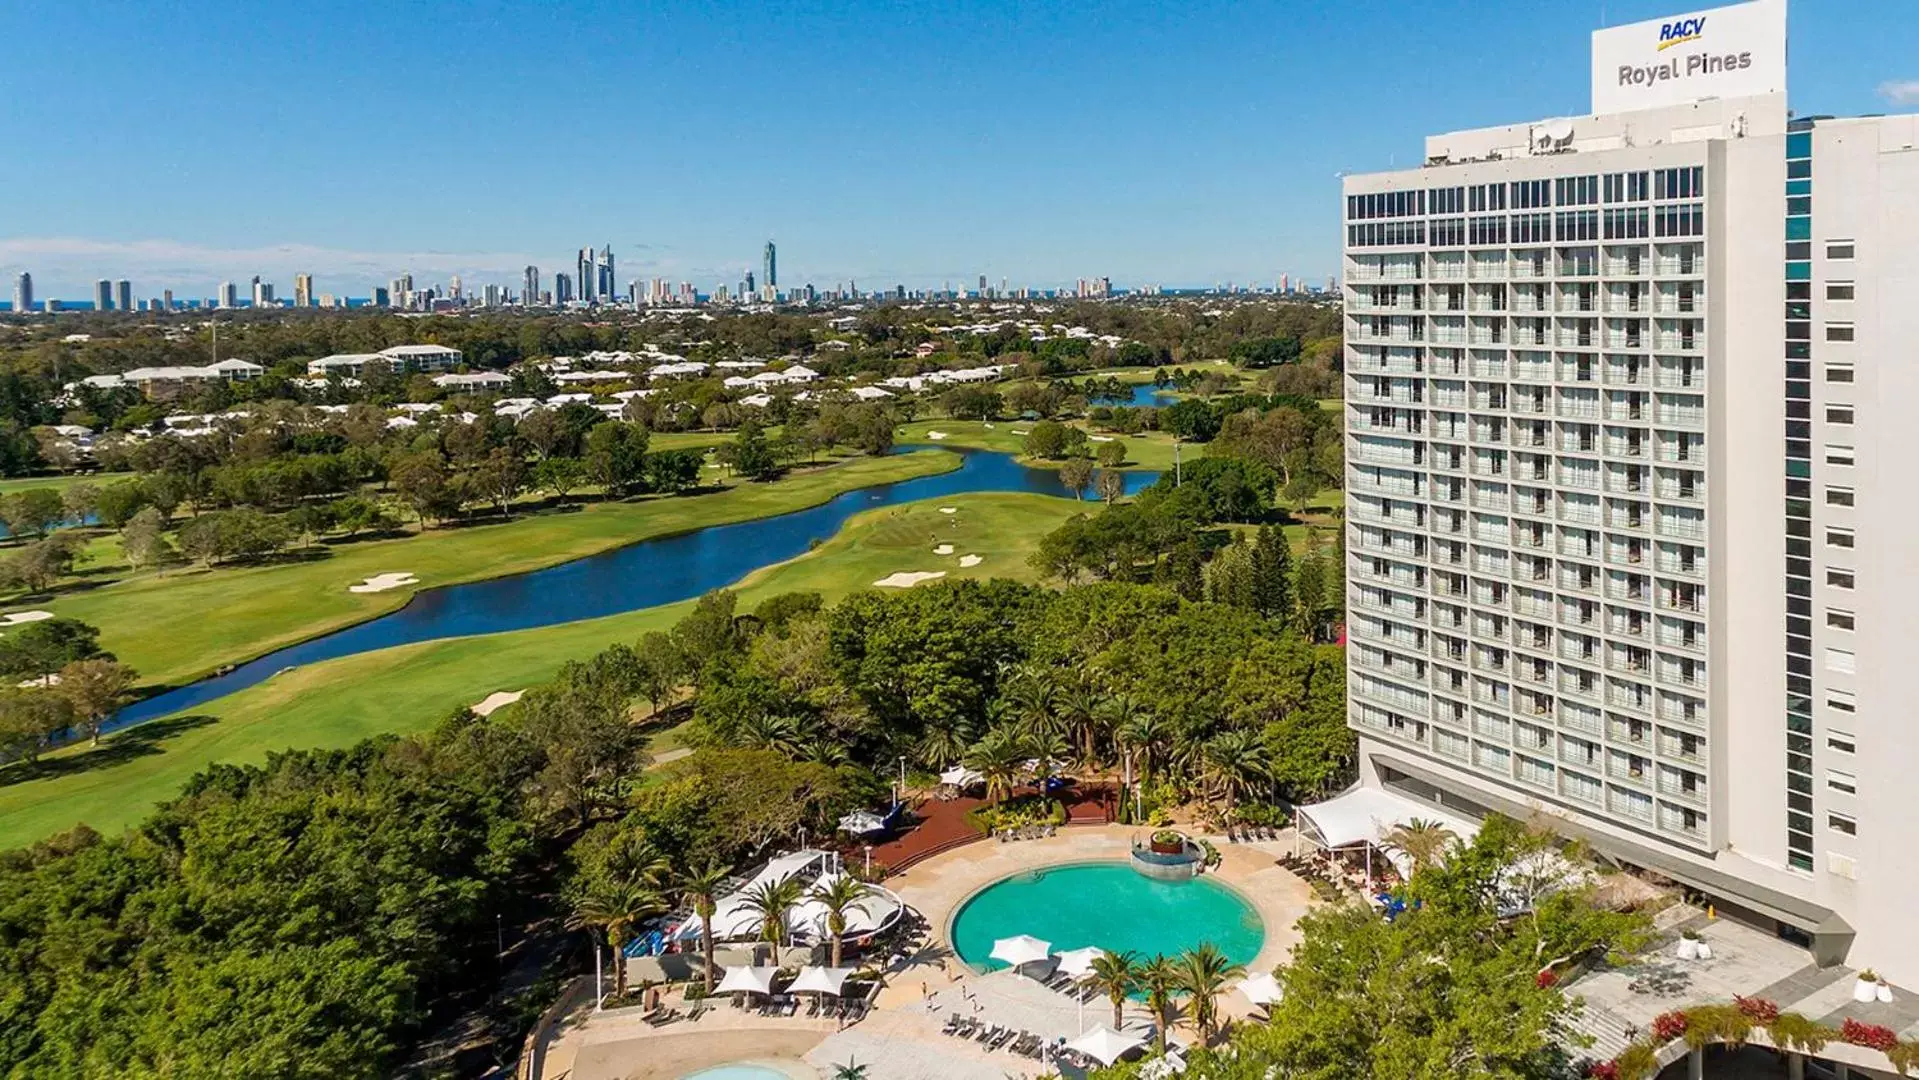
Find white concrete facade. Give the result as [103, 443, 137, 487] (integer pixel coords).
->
[1341, 84, 1919, 985]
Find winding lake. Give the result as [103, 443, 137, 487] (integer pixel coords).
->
[108, 448, 1159, 731]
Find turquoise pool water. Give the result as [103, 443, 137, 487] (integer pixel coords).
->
[949, 862, 1264, 971]
[682, 1065, 790, 1080]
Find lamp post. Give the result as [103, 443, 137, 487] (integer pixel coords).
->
[864, 844, 873, 878]
[896, 755, 907, 805]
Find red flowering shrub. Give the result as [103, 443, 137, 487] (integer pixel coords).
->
[1536, 968, 1560, 988]
[1651, 1010, 1690, 1042]
[1733, 996, 1780, 1022]
[1841, 1018, 1899, 1052]
[1587, 1061, 1620, 1080]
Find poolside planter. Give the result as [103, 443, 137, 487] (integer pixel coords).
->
[1855, 977, 1879, 1004]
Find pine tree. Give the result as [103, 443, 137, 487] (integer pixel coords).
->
[1250, 525, 1293, 620]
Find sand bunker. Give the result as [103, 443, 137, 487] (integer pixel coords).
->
[1088, 435, 1114, 442]
[958, 554, 983, 568]
[1011, 428, 1030, 435]
[349, 572, 418, 593]
[982, 422, 995, 428]
[471, 690, 524, 717]
[926, 430, 949, 440]
[939, 507, 958, 514]
[0, 610, 55, 628]
[933, 543, 955, 555]
[873, 570, 948, 588]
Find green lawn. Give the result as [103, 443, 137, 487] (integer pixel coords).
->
[0, 491, 1081, 845]
[0, 471, 136, 495]
[896, 419, 1183, 471]
[35, 451, 960, 689]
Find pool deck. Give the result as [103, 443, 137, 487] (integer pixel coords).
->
[531, 825, 1317, 1080]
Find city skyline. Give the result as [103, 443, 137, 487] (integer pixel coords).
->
[1, 2, 1912, 299]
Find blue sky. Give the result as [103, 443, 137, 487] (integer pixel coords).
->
[1, 0, 1914, 299]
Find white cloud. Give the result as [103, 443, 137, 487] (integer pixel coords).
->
[1879, 80, 1919, 106]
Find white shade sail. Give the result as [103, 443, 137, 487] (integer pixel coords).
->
[1054, 946, 1106, 978]
[713, 965, 778, 995]
[989, 934, 1053, 968]
[838, 810, 887, 835]
[1293, 786, 1480, 867]
[1237, 971, 1284, 1006]
[1139, 1052, 1187, 1080]
[1065, 1025, 1146, 1065]
[939, 765, 982, 787]
[787, 966, 855, 996]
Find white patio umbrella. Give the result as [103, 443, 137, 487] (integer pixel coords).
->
[989, 934, 1053, 973]
[787, 966, 855, 996]
[1139, 1051, 1188, 1080]
[1065, 1024, 1146, 1066]
[1054, 946, 1106, 979]
[1238, 971, 1284, 1007]
[713, 965, 778, 997]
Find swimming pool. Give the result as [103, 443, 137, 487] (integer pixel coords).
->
[948, 862, 1264, 972]
[681, 1064, 793, 1080]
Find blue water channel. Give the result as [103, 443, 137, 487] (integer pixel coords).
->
[107, 448, 1160, 731]
[1089, 383, 1176, 408]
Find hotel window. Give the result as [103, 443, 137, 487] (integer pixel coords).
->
[1827, 609, 1855, 631]
[1828, 731, 1856, 755]
[1824, 648, 1855, 674]
[1826, 365, 1854, 384]
[1826, 486, 1854, 507]
[1825, 324, 1855, 342]
[1828, 812, 1857, 836]
[1827, 568, 1855, 590]
[1826, 527, 1854, 549]
[1827, 241, 1854, 260]
[1824, 445, 1854, 466]
[1828, 689, 1857, 714]
[1826, 405, 1854, 425]
[1827, 282, 1855, 301]
[1827, 769, 1857, 795]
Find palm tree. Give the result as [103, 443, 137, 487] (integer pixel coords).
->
[1177, 943, 1245, 1044]
[1085, 949, 1142, 1031]
[831, 1058, 868, 1080]
[739, 877, 805, 948]
[1382, 817, 1459, 874]
[1005, 669, 1062, 740]
[1115, 707, 1168, 784]
[917, 722, 971, 769]
[1138, 954, 1184, 1050]
[1201, 729, 1270, 815]
[1057, 677, 1105, 767]
[966, 730, 1028, 806]
[571, 877, 666, 1000]
[602, 832, 670, 890]
[1028, 730, 1071, 787]
[810, 875, 876, 967]
[678, 863, 731, 994]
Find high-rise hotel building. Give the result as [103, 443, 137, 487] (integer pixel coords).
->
[1340, 0, 1919, 983]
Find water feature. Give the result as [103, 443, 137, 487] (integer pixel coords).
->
[108, 448, 1160, 731]
[949, 862, 1263, 973]
[1088, 383, 1174, 409]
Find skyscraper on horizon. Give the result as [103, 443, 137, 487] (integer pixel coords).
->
[597, 246, 615, 303]
[294, 273, 314, 307]
[13, 272, 32, 314]
[763, 241, 777, 291]
[218, 281, 238, 309]
[93, 279, 112, 311]
[114, 280, 131, 313]
[523, 266, 540, 306]
[556, 272, 574, 305]
[576, 248, 595, 304]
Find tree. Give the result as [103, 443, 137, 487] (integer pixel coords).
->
[739, 877, 805, 947]
[1177, 942, 1245, 1043]
[633, 631, 689, 716]
[0, 488, 67, 538]
[1095, 440, 1127, 468]
[1139, 954, 1183, 1050]
[1250, 524, 1294, 620]
[644, 449, 704, 493]
[60, 482, 99, 525]
[0, 687, 73, 766]
[119, 506, 174, 572]
[1, 532, 83, 593]
[964, 729, 1027, 806]
[1057, 457, 1094, 500]
[0, 616, 107, 681]
[723, 424, 779, 482]
[391, 453, 459, 527]
[58, 658, 136, 745]
[1085, 949, 1141, 1031]
[584, 422, 650, 496]
[535, 456, 587, 503]
[570, 877, 666, 1000]
[678, 863, 732, 994]
[1095, 468, 1126, 504]
[1161, 399, 1221, 442]
[1201, 728, 1270, 815]
[810, 874, 876, 967]
[1383, 818, 1459, 875]
[471, 446, 528, 517]
[94, 479, 151, 528]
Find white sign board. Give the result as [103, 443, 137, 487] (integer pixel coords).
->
[1591, 0, 1785, 114]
